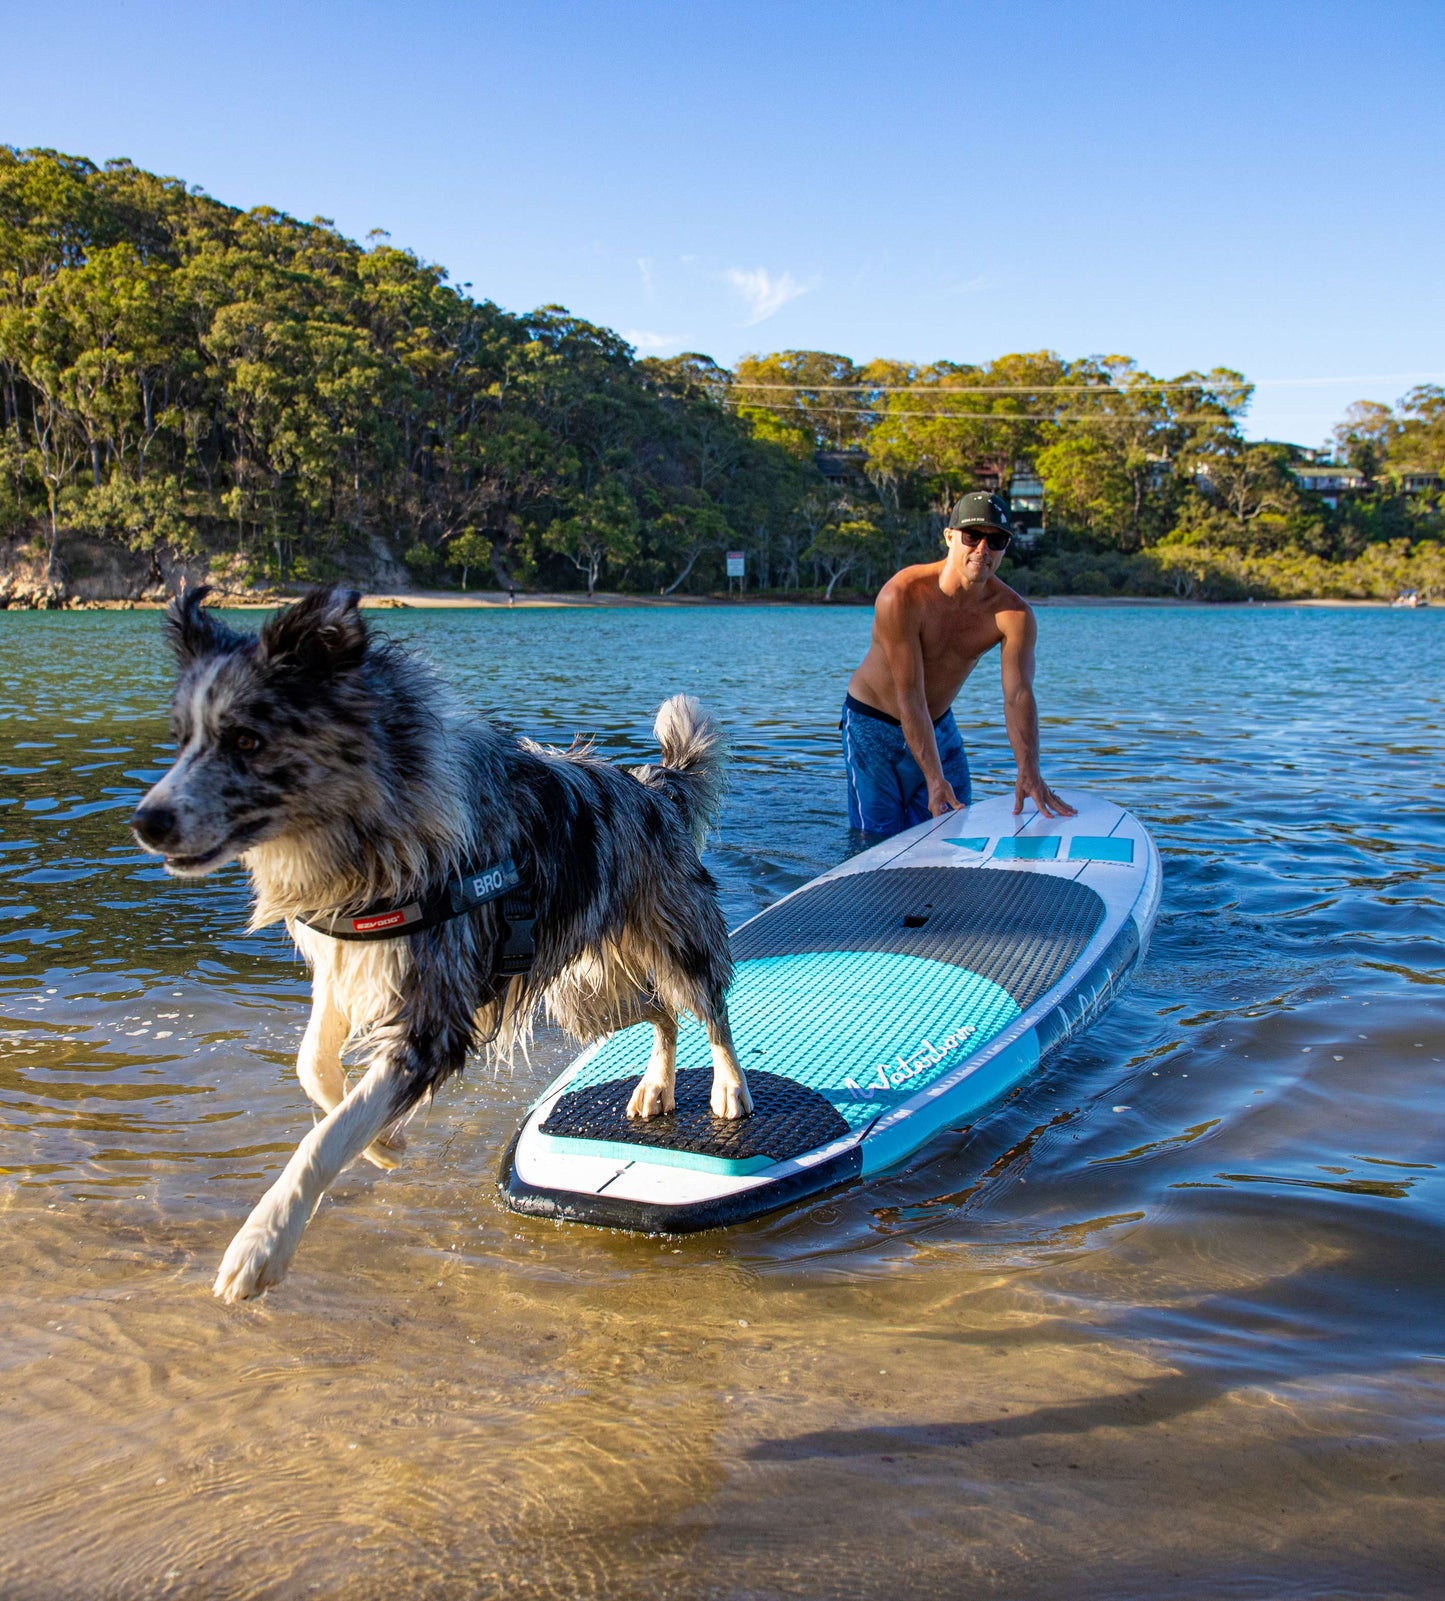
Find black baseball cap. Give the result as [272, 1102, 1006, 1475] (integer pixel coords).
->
[946, 491, 1014, 536]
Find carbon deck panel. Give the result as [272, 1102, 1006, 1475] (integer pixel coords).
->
[733, 865, 1106, 1010]
[539, 1066, 850, 1163]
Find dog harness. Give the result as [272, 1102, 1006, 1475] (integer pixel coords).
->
[296, 856, 536, 974]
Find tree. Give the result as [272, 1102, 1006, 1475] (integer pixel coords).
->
[1035, 434, 1133, 540]
[805, 508, 889, 600]
[1332, 400, 1400, 486]
[543, 482, 639, 598]
[867, 352, 1071, 512]
[654, 501, 731, 595]
[1390, 386, 1445, 477]
[446, 527, 491, 589]
[3, 145, 1434, 608]
[733, 350, 865, 449]
[1199, 443, 1301, 535]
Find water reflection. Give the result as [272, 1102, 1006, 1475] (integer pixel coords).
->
[0, 603, 1442, 1598]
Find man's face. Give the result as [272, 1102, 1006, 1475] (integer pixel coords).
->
[944, 525, 1007, 581]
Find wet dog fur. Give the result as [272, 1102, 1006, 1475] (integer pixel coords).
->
[130, 585, 750, 1302]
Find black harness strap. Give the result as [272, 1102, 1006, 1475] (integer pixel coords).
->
[297, 856, 536, 975]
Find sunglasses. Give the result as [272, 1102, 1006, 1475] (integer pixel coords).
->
[955, 526, 1011, 552]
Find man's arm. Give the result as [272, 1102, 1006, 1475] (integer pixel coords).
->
[875, 583, 965, 815]
[999, 604, 1076, 818]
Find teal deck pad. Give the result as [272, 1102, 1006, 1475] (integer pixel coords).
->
[942, 836, 989, 852]
[992, 836, 1060, 861]
[555, 950, 1022, 1143]
[1068, 835, 1134, 863]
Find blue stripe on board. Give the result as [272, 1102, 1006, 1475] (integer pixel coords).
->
[1068, 835, 1135, 863]
[993, 836, 1061, 861]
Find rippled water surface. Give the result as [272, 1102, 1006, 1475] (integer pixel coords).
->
[2, 601, 1443, 1600]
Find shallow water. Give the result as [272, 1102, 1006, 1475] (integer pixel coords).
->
[1, 601, 1442, 1600]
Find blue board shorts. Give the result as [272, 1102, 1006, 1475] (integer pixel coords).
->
[840, 693, 972, 837]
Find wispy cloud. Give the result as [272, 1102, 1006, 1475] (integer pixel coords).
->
[724, 266, 814, 326]
[624, 328, 684, 353]
[637, 257, 654, 300]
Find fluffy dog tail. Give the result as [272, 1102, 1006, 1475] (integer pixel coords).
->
[650, 694, 726, 851]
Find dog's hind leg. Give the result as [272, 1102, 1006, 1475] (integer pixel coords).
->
[296, 985, 406, 1171]
[649, 956, 752, 1121]
[626, 1009, 678, 1119]
[700, 995, 752, 1120]
[655, 874, 752, 1121]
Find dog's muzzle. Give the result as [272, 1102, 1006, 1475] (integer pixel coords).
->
[130, 804, 180, 850]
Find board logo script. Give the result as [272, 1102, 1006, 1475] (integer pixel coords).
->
[845, 1023, 978, 1098]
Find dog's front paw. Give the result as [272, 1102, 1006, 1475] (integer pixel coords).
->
[711, 1077, 752, 1120]
[627, 1077, 675, 1119]
[214, 1221, 294, 1304]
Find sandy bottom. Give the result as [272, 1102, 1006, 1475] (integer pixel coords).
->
[4, 1068, 1441, 1601]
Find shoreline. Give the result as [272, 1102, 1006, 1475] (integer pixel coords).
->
[301, 591, 1421, 612]
[0, 588, 1423, 613]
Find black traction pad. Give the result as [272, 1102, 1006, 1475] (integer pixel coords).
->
[539, 1066, 850, 1165]
[733, 864, 1105, 1011]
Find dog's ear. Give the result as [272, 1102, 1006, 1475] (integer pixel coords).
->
[164, 585, 244, 667]
[257, 586, 368, 676]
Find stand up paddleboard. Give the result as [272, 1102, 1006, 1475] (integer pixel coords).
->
[501, 790, 1161, 1232]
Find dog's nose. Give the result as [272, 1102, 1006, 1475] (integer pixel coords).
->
[131, 804, 179, 849]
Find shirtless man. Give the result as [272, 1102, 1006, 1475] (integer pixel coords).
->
[842, 491, 1075, 836]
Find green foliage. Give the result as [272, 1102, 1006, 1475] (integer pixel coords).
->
[403, 543, 439, 583]
[1391, 386, 1445, 476]
[446, 527, 492, 589]
[542, 481, 639, 597]
[1332, 401, 1399, 484]
[74, 473, 194, 554]
[805, 510, 891, 600]
[1035, 435, 1132, 539]
[2, 145, 1438, 601]
[734, 351, 864, 449]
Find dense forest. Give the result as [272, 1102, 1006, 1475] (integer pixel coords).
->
[2, 146, 1442, 605]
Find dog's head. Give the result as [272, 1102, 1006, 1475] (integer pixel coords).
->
[130, 585, 374, 875]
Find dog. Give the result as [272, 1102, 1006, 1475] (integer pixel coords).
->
[129, 585, 751, 1302]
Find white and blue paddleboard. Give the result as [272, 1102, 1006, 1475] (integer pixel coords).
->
[501, 791, 1161, 1232]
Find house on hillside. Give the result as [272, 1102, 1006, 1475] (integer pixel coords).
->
[1288, 461, 1366, 508]
[1006, 464, 1044, 548]
[814, 449, 869, 482]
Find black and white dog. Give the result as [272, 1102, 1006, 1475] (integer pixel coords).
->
[130, 586, 751, 1302]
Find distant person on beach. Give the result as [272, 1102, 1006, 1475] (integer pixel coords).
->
[842, 491, 1076, 836]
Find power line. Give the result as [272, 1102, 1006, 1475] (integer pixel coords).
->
[729, 381, 1245, 395]
[720, 400, 1242, 424]
[721, 372, 1445, 395]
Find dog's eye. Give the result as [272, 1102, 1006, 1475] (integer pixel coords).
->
[234, 732, 261, 754]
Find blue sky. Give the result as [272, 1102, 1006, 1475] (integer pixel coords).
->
[6, 0, 1443, 445]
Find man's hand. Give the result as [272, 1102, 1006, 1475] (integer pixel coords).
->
[928, 780, 967, 817]
[1013, 772, 1076, 818]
